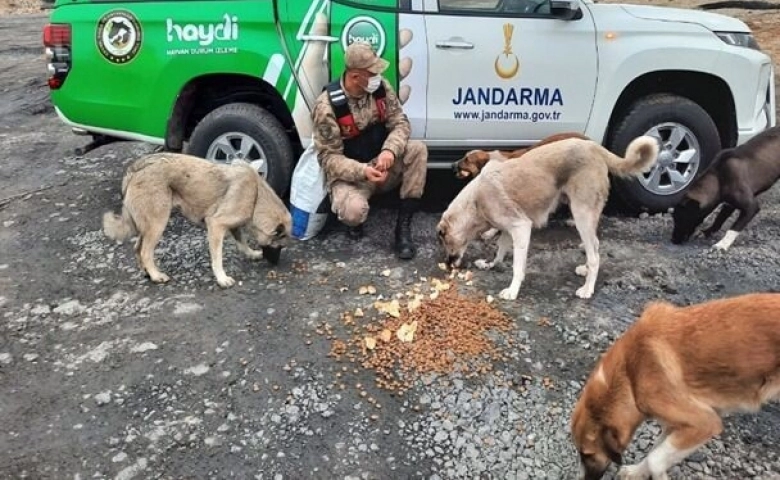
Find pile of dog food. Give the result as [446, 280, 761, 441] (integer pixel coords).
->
[328, 274, 515, 395]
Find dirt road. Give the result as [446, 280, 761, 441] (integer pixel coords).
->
[1, 9, 779, 480]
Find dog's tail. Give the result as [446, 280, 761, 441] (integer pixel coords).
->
[602, 135, 659, 178]
[104, 155, 153, 242]
[102, 207, 136, 243]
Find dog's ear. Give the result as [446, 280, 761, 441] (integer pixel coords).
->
[437, 220, 448, 238]
[436, 222, 449, 246]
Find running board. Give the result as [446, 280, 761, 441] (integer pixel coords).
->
[427, 149, 467, 169]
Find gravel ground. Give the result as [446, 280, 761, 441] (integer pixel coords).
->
[2, 9, 780, 480]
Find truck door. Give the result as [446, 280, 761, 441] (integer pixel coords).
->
[424, 0, 598, 147]
[328, 0, 428, 139]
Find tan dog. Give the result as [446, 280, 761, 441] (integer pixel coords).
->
[453, 131, 590, 180]
[103, 153, 292, 288]
[437, 136, 658, 300]
[571, 293, 780, 480]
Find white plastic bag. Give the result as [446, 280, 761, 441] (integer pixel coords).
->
[290, 142, 330, 240]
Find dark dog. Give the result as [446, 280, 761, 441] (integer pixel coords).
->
[672, 125, 780, 250]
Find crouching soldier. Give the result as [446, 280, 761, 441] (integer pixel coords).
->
[311, 41, 428, 260]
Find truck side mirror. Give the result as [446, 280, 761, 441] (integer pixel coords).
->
[550, 0, 582, 20]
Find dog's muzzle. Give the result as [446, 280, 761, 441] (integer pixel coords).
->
[452, 161, 471, 179]
[262, 246, 283, 265]
[445, 254, 461, 269]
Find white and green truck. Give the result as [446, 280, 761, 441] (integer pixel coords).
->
[44, 0, 776, 210]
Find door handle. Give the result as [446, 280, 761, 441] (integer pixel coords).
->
[435, 40, 474, 50]
[299, 35, 339, 43]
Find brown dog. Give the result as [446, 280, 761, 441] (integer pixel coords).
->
[453, 131, 590, 179]
[103, 153, 292, 288]
[571, 293, 780, 480]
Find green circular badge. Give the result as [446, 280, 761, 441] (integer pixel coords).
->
[341, 16, 385, 56]
[96, 10, 142, 64]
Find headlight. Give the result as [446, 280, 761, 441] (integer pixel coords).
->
[715, 31, 761, 50]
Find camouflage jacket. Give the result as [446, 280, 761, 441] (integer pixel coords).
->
[311, 78, 411, 188]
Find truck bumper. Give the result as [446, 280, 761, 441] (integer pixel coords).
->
[737, 62, 776, 146]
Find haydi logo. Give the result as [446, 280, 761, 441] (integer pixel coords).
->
[166, 14, 239, 46]
[341, 16, 386, 56]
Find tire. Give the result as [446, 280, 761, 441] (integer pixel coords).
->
[186, 102, 294, 196]
[607, 94, 721, 213]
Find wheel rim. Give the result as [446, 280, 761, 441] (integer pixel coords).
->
[638, 122, 700, 196]
[205, 132, 268, 177]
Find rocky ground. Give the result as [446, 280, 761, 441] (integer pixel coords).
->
[1, 5, 780, 480]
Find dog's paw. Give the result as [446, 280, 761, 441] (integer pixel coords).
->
[474, 259, 494, 270]
[217, 276, 236, 288]
[575, 264, 588, 277]
[712, 241, 731, 252]
[616, 465, 650, 480]
[712, 230, 739, 252]
[575, 285, 593, 299]
[244, 249, 264, 260]
[498, 288, 518, 300]
[149, 272, 170, 284]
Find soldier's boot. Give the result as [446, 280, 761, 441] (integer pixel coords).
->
[395, 199, 420, 260]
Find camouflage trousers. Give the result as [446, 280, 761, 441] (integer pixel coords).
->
[330, 140, 428, 227]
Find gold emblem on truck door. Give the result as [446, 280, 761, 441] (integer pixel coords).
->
[494, 23, 519, 80]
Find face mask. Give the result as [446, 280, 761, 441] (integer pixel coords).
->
[364, 74, 382, 94]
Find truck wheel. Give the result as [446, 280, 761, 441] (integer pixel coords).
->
[608, 94, 721, 213]
[186, 103, 294, 195]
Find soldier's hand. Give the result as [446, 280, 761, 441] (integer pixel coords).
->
[365, 165, 388, 184]
[375, 150, 395, 172]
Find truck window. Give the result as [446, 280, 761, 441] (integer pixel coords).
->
[440, 0, 500, 11]
[333, 0, 404, 11]
[439, 0, 551, 15]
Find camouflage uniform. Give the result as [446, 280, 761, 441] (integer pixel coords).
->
[312, 82, 427, 226]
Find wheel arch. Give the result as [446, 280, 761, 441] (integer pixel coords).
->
[605, 70, 737, 150]
[165, 73, 301, 155]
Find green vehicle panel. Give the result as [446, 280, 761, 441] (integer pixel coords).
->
[50, 1, 292, 142]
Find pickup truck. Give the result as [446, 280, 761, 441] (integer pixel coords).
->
[43, 0, 776, 211]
